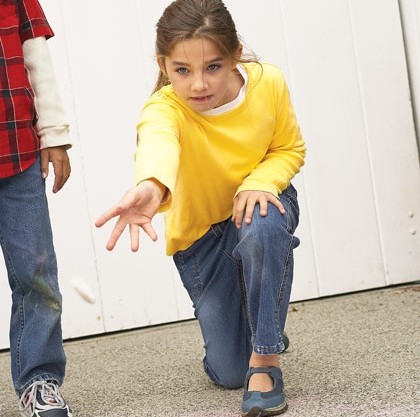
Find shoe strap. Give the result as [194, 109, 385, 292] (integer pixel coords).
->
[244, 367, 283, 392]
[247, 366, 282, 377]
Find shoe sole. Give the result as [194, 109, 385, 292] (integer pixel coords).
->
[241, 402, 288, 417]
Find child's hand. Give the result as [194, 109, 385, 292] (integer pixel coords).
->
[40, 146, 71, 193]
[232, 190, 285, 229]
[95, 179, 167, 252]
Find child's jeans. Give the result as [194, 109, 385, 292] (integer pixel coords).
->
[173, 184, 300, 389]
[0, 157, 66, 396]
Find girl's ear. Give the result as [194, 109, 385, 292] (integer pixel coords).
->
[232, 44, 243, 68]
[237, 44, 243, 58]
[157, 57, 167, 76]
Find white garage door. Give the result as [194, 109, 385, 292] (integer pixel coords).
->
[1, 0, 419, 349]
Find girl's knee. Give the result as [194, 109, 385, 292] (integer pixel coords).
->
[237, 211, 291, 253]
[204, 357, 246, 389]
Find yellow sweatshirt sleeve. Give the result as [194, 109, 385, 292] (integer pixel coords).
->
[236, 66, 306, 197]
[134, 97, 182, 211]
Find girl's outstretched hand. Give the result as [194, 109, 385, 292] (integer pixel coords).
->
[232, 190, 285, 229]
[95, 179, 167, 252]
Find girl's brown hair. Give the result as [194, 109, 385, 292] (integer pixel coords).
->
[152, 0, 258, 94]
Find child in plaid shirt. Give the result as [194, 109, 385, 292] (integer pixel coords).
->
[0, 0, 72, 415]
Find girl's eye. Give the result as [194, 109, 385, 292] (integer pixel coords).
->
[208, 64, 220, 71]
[176, 67, 189, 74]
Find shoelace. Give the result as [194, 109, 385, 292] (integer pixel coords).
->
[19, 380, 65, 413]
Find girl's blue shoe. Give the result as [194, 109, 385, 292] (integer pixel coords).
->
[241, 367, 288, 417]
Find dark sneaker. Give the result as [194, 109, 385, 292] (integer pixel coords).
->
[19, 381, 72, 417]
[241, 367, 288, 417]
[282, 333, 289, 353]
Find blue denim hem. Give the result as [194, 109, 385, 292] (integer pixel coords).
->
[16, 374, 64, 397]
[254, 340, 285, 355]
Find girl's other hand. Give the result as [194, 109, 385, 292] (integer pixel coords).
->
[95, 179, 167, 251]
[232, 190, 285, 229]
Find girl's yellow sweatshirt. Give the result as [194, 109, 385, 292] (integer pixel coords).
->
[135, 62, 306, 255]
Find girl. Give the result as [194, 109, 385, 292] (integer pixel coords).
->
[96, 0, 306, 415]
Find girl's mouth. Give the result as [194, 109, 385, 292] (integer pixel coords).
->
[191, 95, 213, 102]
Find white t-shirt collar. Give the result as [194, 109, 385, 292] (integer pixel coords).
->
[200, 65, 248, 116]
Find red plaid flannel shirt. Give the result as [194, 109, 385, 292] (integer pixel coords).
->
[0, 0, 54, 178]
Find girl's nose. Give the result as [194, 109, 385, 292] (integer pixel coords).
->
[192, 72, 208, 91]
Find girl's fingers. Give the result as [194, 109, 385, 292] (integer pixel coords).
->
[142, 223, 158, 242]
[233, 191, 286, 229]
[244, 199, 256, 224]
[95, 206, 123, 228]
[233, 197, 246, 228]
[129, 223, 140, 252]
[270, 197, 286, 214]
[105, 218, 128, 251]
[258, 198, 268, 217]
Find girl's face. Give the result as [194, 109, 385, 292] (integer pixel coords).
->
[161, 37, 242, 112]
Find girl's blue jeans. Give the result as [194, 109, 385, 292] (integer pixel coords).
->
[0, 157, 66, 396]
[173, 184, 300, 389]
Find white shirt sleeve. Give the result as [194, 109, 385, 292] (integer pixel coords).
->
[22, 36, 72, 149]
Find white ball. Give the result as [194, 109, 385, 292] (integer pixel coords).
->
[70, 276, 96, 304]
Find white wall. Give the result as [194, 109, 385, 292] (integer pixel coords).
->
[1, 0, 420, 349]
[400, 0, 420, 149]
